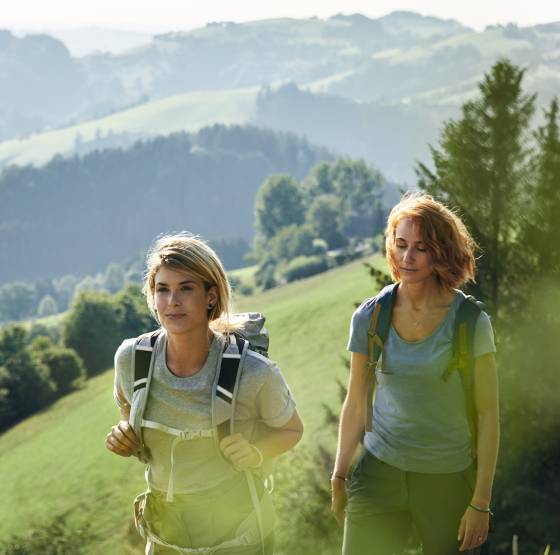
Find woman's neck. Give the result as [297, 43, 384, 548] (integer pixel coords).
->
[397, 276, 449, 311]
[165, 326, 215, 378]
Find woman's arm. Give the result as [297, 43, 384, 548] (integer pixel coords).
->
[331, 352, 369, 526]
[458, 352, 499, 551]
[220, 409, 303, 469]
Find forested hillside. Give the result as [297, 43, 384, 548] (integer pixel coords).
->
[0, 125, 333, 284]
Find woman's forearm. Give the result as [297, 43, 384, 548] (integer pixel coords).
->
[253, 409, 304, 462]
[333, 395, 367, 478]
[472, 411, 500, 508]
[254, 430, 303, 462]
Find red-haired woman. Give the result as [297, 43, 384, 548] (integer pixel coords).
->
[331, 193, 499, 555]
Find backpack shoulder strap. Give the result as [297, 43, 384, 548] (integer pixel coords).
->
[133, 331, 161, 393]
[130, 329, 163, 463]
[365, 283, 398, 433]
[213, 334, 249, 460]
[444, 293, 482, 459]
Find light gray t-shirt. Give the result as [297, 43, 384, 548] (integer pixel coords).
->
[114, 332, 296, 493]
[347, 291, 496, 473]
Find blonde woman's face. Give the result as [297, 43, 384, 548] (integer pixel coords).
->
[393, 219, 433, 284]
[152, 266, 218, 336]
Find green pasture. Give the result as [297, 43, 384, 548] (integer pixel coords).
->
[0, 254, 387, 552]
[0, 88, 257, 168]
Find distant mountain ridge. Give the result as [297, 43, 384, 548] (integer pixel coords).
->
[0, 12, 472, 140]
[1, 13, 559, 183]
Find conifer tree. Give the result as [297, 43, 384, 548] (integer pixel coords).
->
[416, 59, 536, 313]
[525, 97, 560, 276]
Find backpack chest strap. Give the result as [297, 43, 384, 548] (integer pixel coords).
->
[141, 419, 215, 502]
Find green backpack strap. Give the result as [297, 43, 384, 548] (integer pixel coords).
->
[443, 295, 484, 459]
[365, 283, 398, 433]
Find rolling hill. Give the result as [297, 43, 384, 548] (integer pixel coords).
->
[0, 254, 387, 554]
[0, 88, 257, 168]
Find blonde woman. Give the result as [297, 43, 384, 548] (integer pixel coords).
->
[105, 233, 303, 554]
[332, 194, 499, 555]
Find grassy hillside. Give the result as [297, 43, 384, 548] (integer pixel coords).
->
[0, 254, 387, 552]
[0, 88, 257, 167]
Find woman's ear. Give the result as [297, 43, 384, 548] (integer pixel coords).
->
[207, 285, 219, 308]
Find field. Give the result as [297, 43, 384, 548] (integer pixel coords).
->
[0, 254, 387, 553]
[0, 88, 257, 168]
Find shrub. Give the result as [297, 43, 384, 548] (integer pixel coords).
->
[30, 337, 86, 396]
[62, 290, 121, 377]
[284, 255, 329, 282]
[0, 512, 95, 555]
[27, 322, 60, 345]
[62, 285, 156, 377]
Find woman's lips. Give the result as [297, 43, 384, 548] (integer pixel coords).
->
[401, 267, 417, 273]
[166, 314, 185, 319]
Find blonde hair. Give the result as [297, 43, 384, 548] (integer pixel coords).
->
[385, 192, 478, 290]
[142, 232, 243, 335]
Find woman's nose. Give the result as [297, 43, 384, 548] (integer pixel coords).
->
[403, 248, 414, 262]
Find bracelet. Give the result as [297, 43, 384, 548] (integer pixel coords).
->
[330, 473, 347, 481]
[248, 444, 263, 469]
[469, 502, 494, 516]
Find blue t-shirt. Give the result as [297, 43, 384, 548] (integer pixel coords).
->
[347, 290, 496, 473]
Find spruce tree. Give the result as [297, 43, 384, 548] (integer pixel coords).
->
[525, 97, 560, 276]
[416, 59, 536, 314]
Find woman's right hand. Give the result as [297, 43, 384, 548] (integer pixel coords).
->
[105, 421, 139, 457]
[331, 477, 348, 526]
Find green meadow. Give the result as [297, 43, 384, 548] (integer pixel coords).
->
[0, 88, 257, 167]
[0, 254, 387, 553]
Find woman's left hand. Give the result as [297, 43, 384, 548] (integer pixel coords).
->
[220, 433, 260, 470]
[458, 505, 490, 551]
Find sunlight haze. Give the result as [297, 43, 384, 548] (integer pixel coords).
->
[4, 0, 560, 34]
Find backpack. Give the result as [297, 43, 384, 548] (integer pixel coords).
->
[363, 283, 497, 460]
[128, 312, 275, 555]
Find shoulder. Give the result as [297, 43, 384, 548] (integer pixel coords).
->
[242, 349, 277, 382]
[115, 338, 137, 364]
[240, 349, 289, 392]
[114, 337, 138, 378]
[352, 297, 378, 324]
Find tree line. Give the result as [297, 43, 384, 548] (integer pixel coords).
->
[0, 284, 156, 433]
[0, 124, 332, 285]
[247, 157, 386, 289]
[0, 237, 249, 323]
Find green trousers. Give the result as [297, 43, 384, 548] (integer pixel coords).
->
[343, 448, 479, 555]
[142, 473, 274, 554]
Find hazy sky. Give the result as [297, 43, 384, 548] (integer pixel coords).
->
[4, 0, 560, 34]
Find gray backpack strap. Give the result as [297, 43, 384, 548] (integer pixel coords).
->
[130, 329, 163, 463]
[213, 334, 249, 460]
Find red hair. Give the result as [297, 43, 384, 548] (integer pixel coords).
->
[385, 192, 477, 290]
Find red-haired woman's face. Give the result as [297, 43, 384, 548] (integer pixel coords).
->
[393, 218, 434, 284]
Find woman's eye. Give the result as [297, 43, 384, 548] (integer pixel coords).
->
[156, 288, 168, 293]
[181, 286, 192, 291]
[396, 244, 406, 249]
[417, 247, 427, 252]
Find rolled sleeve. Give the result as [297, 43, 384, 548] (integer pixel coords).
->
[113, 339, 135, 410]
[256, 365, 297, 427]
[347, 298, 376, 354]
[474, 311, 497, 359]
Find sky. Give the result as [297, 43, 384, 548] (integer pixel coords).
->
[4, 0, 560, 34]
